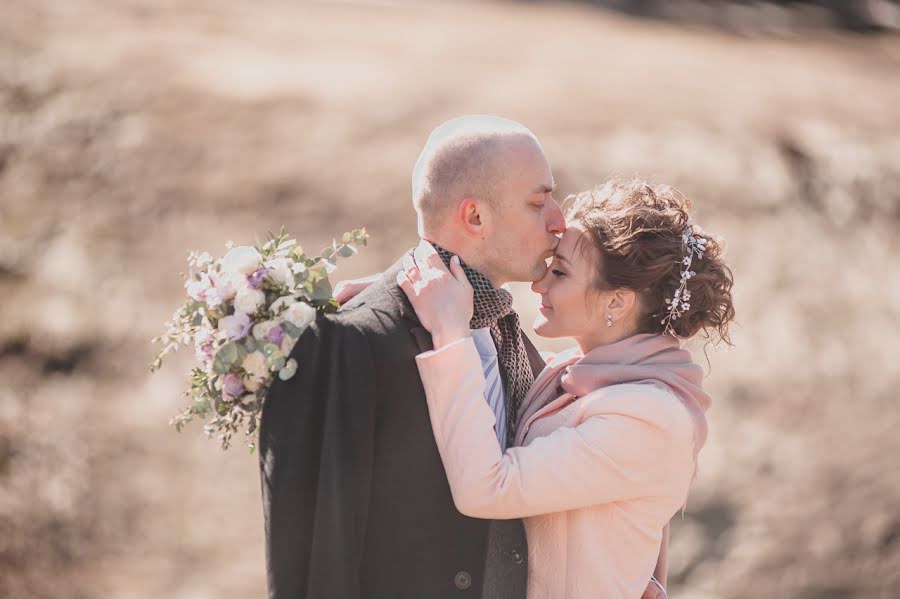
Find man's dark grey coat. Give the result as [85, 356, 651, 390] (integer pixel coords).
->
[259, 255, 546, 599]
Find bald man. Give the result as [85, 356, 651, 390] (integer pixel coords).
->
[259, 116, 561, 599]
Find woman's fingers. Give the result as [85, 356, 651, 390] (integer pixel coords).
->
[333, 280, 352, 303]
[402, 252, 422, 284]
[640, 579, 666, 599]
[396, 269, 413, 296]
[448, 255, 470, 287]
[414, 240, 450, 276]
[404, 242, 471, 302]
[333, 274, 378, 303]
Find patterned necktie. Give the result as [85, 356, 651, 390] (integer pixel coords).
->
[429, 243, 534, 446]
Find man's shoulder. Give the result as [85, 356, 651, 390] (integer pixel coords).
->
[322, 269, 411, 339]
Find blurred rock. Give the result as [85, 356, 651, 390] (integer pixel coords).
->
[1, 1, 898, 597]
[565, 0, 900, 34]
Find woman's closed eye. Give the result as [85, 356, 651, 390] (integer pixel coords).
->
[551, 268, 565, 277]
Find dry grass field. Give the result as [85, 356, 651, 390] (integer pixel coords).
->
[2, 1, 899, 597]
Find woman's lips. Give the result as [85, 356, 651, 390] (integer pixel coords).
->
[538, 304, 553, 314]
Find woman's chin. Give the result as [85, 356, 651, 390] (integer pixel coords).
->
[532, 314, 556, 338]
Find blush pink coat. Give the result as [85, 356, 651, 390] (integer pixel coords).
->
[416, 336, 702, 599]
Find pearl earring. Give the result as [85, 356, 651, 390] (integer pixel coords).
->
[606, 314, 613, 327]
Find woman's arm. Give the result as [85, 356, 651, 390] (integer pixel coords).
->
[398, 241, 692, 518]
[655, 524, 669, 587]
[416, 337, 694, 520]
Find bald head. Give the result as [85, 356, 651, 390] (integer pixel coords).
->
[412, 115, 544, 235]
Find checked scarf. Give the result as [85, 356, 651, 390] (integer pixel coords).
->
[429, 243, 534, 446]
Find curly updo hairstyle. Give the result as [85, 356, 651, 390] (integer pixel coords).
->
[565, 179, 735, 345]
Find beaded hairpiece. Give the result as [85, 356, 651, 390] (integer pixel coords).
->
[661, 226, 707, 336]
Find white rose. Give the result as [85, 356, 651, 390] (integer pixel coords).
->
[234, 287, 265, 314]
[252, 320, 278, 341]
[270, 295, 297, 317]
[223, 270, 249, 293]
[241, 351, 269, 392]
[220, 246, 262, 275]
[266, 258, 295, 288]
[283, 302, 316, 331]
[280, 334, 298, 356]
[208, 271, 245, 303]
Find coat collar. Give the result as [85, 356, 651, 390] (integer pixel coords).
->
[382, 251, 434, 354]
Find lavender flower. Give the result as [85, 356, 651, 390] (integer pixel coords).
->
[267, 324, 285, 346]
[219, 311, 252, 341]
[221, 373, 245, 400]
[247, 266, 270, 290]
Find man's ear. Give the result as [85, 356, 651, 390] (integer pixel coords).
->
[457, 198, 484, 237]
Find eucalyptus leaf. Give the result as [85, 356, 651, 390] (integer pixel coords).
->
[279, 358, 298, 380]
[267, 354, 286, 372]
[281, 321, 300, 337]
[310, 276, 333, 301]
[235, 342, 248, 363]
[212, 354, 230, 375]
[219, 341, 239, 364]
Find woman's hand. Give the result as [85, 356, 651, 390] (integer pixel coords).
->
[641, 577, 667, 599]
[397, 241, 473, 349]
[334, 274, 380, 304]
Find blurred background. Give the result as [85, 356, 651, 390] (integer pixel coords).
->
[2, 0, 900, 597]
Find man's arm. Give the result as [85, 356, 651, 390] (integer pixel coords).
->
[259, 317, 376, 599]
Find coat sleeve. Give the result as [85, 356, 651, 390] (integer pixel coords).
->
[258, 316, 376, 599]
[416, 337, 694, 520]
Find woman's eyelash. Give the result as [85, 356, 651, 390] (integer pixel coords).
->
[551, 269, 565, 276]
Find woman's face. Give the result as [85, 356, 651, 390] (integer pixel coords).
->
[531, 222, 610, 346]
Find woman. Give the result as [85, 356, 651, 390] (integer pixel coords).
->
[396, 179, 735, 599]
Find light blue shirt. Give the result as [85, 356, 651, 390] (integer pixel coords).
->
[471, 327, 508, 451]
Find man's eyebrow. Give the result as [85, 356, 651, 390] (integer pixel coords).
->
[531, 183, 555, 194]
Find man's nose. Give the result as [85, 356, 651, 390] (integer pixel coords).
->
[546, 199, 565, 235]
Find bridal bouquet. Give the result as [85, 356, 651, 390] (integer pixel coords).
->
[150, 228, 369, 450]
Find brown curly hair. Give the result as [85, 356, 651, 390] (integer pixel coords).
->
[565, 179, 735, 345]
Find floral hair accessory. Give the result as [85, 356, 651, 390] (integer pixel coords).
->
[661, 225, 707, 336]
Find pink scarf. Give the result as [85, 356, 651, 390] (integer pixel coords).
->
[517, 333, 711, 475]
